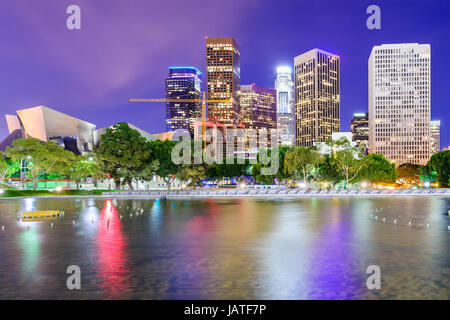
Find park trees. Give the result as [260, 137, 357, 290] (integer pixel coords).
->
[67, 155, 101, 189]
[151, 139, 180, 190]
[396, 163, 421, 186]
[94, 122, 156, 190]
[0, 152, 20, 180]
[177, 165, 205, 188]
[6, 138, 75, 189]
[252, 145, 292, 185]
[205, 159, 249, 182]
[426, 150, 450, 186]
[284, 146, 323, 185]
[358, 153, 396, 183]
[330, 138, 365, 188]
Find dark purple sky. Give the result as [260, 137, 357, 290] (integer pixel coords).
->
[1, 0, 449, 147]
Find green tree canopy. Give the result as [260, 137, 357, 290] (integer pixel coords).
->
[396, 163, 421, 186]
[329, 137, 365, 188]
[284, 146, 324, 184]
[67, 155, 101, 189]
[151, 139, 180, 190]
[252, 145, 292, 184]
[6, 138, 75, 189]
[205, 159, 249, 181]
[427, 150, 450, 186]
[0, 152, 20, 180]
[94, 122, 156, 190]
[358, 153, 396, 183]
[318, 154, 342, 184]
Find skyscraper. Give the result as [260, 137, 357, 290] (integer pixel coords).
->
[274, 66, 294, 146]
[430, 120, 440, 154]
[239, 84, 277, 131]
[351, 112, 369, 152]
[165, 67, 202, 135]
[369, 43, 431, 166]
[294, 49, 340, 147]
[206, 37, 240, 127]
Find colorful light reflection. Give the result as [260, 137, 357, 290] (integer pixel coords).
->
[96, 200, 130, 298]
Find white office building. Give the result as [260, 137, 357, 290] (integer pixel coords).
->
[274, 66, 294, 146]
[369, 43, 431, 166]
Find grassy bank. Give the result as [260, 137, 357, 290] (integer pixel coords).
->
[0, 189, 115, 198]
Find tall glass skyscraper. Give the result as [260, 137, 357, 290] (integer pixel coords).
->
[165, 67, 202, 135]
[274, 66, 294, 146]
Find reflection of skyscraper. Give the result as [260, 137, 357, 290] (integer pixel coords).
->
[351, 112, 369, 152]
[275, 66, 294, 146]
[430, 120, 440, 154]
[369, 43, 431, 166]
[294, 49, 340, 147]
[165, 67, 202, 135]
[206, 37, 240, 127]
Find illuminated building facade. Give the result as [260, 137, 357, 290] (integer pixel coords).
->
[238, 84, 276, 148]
[206, 37, 240, 127]
[239, 84, 277, 130]
[1, 106, 158, 155]
[165, 67, 202, 135]
[369, 43, 431, 166]
[351, 112, 369, 152]
[430, 120, 440, 154]
[274, 66, 294, 146]
[294, 49, 340, 147]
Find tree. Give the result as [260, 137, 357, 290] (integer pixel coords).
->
[330, 138, 365, 188]
[427, 150, 450, 187]
[205, 159, 249, 182]
[67, 155, 100, 189]
[358, 154, 396, 183]
[318, 154, 342, 184]
[0, 153, 20, 180]
[151, 139, 180, 190]
[284, 146, 324, 185]
[6, 138, 75, 190]
[396, 163, 421, 186]
[177, 165, 205, 188]
[94, 122, 155, 190]
[252, 145, 292, 185]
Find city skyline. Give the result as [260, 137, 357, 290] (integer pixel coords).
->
[0, 0, 449, 148]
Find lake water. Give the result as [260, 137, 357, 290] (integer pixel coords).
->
[0, 196, 448, 299]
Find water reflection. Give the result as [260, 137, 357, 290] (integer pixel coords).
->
[0, 196, 448, 299]
[95, 200, 130, 299]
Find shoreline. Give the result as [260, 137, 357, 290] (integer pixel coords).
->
[1, 189, 449, 200]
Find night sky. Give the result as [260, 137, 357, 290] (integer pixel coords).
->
[0, 0, 449, 147]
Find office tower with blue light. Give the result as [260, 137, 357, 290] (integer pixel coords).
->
[274, 66, 294, 146]
[165, 67, 202, 135]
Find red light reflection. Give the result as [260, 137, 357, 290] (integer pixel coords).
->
[96, 200, 130, 298]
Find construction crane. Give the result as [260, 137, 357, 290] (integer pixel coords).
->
[130, 92, 231, 142]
